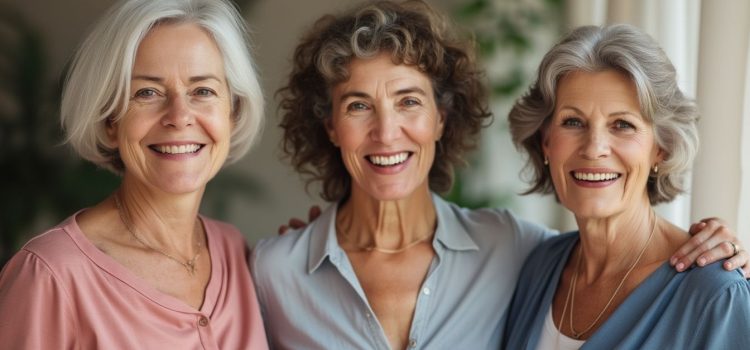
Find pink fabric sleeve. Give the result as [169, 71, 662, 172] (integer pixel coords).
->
[0, 250, 77, 349]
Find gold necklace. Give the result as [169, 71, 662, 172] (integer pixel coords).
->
[114, 193, 202, 276]
[559, 211, 658, 339]
[336, 224, 433, 254]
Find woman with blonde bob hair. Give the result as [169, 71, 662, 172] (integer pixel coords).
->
[0, 0, 268, 348]
[503, 24, 750, 348]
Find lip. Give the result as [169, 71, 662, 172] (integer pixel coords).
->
[148, 141, 206, 160]
[569, 167, 622, 188]
[365, 151, 413, 175]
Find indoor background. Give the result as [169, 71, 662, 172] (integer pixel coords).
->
[1, 0, 748, 265]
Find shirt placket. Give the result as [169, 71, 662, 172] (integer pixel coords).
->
[405, 247, 442, 349]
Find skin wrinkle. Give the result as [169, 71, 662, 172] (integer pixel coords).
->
[105, 23, 231, 253]
[546, 70, 667, 281]
[328, 53, 442, 251]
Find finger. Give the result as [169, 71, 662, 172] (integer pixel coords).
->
[722, 248, 747, 272]
[278, 225, 289, 235]
[288, 218, 306, 229]
[688, 221, 706, 235]
[670, 220, 720, 267]
[691, 239, 737, 267]
[308, 205, 322, 222]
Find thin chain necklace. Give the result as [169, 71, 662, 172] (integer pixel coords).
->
[558, 211, 658, 339]
[336, 224, 433, 254]
[114, 193, 202, 276]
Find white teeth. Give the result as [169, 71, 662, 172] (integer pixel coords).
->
[573, 172, 620, 181]
[369, 152, 409, 166]
[156, 144, 201, 154]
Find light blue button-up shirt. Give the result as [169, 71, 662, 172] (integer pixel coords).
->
[251, 194, 553, 349]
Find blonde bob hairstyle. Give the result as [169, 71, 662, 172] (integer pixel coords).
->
[509, 24, 699, 204]
[61, 0, 264, 173]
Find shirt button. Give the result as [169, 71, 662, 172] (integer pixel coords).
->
[198, 316, 209, 327]
[408, 339, 417, 348]
[422, 287, 431, 295]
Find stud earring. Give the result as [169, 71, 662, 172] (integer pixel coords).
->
[544, 157, 549, 166]
[653, 164, 659, 174]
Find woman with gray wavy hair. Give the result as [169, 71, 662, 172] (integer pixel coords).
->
[0, 0, 268, 348]
[503, 24, 750, 348]
[256, 2, 746, 348]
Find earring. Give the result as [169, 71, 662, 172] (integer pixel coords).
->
[544, 157, 549, 166]
[653, 164, 659, 174]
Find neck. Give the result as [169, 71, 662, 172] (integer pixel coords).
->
[115, 175, 205, 255]
[336, 183, 436, 252]
[574, 202, 657, 282]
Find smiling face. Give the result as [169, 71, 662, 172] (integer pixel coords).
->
[544, 69, 662, 219]
[326, 53, 445, 201]
[108, 22, 232, 195]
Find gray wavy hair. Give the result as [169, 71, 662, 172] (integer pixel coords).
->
[61, 0, 264, 173]
[509, 24, 699, 204]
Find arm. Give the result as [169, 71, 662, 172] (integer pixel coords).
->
[0, 251, 77, 349]
[670, 218, 748, 277]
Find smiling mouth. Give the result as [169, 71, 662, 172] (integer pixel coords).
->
[366, 152, 411, 167]
[149, 144, 205, 155]
[571, 171, 621, 182]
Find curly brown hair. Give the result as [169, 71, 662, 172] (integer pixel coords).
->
[278, 0, 492, 202]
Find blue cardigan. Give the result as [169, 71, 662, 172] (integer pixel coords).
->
[503, 232, 750, 349]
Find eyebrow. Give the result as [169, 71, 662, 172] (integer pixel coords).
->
[131, 75, 224, 83]
[337, 86, 428, 102]
[558, 105, 640, 118]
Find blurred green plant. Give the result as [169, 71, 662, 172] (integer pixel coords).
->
[0, 1, 262, 266]
[444, 0, 562, 209]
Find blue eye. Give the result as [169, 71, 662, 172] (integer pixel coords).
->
[561, 117, 583, 128]
[614, 119, 636, 130]
[134, 88, 158, 98]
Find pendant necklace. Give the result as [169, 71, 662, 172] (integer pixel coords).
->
[558, 211, 658, 339]
[114, 193, 202, 275]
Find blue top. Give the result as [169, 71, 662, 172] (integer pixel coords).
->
[503, 232, 750, 349]
[251, 194, 554, 349]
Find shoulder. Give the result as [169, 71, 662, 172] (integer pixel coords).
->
[518, 231, 578, 273]
[200, 216, 245, 244]
[434, 195, 555, 241]
[18, 218, 86, 271]
[679, 262, 749, 301]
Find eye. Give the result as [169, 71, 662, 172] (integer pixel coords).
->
[346, 101, 369, 112]
[133, 88, 159, 99]
[194, 87, 217, 97]
[613, 119, 636, 130]
[401, 97, 422, 107]
[561, 117, 584, 128]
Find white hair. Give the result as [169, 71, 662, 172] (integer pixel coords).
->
[61, 0, 264, 173]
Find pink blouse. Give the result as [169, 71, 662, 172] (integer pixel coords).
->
[0, 211, 268, 349]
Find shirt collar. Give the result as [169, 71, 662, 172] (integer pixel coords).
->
[307, 193, 479, 274]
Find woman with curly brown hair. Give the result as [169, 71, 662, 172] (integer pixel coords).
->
[251, 1, 746, 349]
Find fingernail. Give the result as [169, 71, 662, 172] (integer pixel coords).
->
[676, 263, 685, 271]
[698, 258, 706, 266]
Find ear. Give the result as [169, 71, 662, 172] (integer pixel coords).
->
[324, 117, 338, 147]
[540, 126, 550, 161]
[654, 146, 666, 164]
[435, 109, 447, 141]
[105, 116, 119, 147]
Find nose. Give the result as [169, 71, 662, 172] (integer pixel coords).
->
[161, 94, 194, 129]
[371, 107, 401, 144]
[579, 127, 611, 160]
